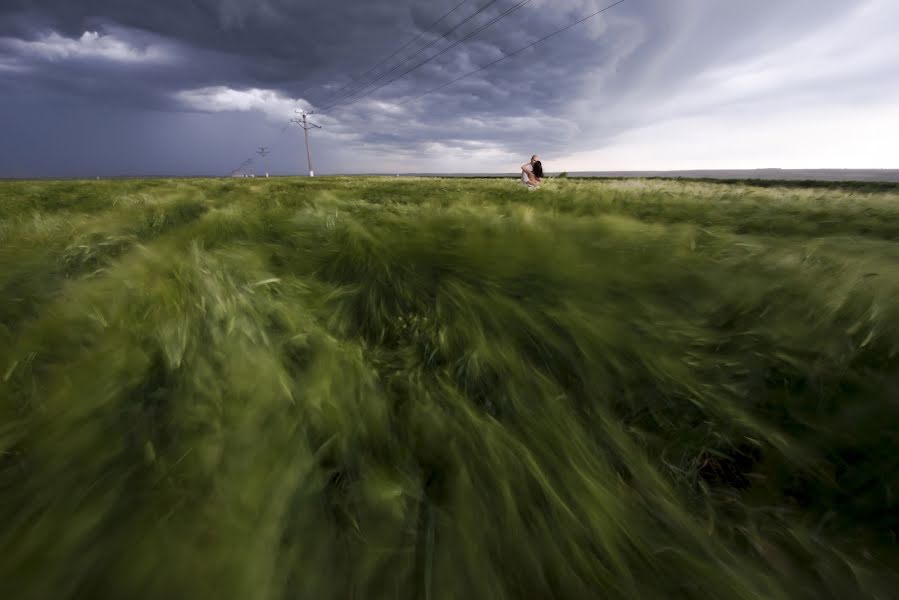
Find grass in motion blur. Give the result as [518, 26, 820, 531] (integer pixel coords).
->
[1, 176, 898, 599]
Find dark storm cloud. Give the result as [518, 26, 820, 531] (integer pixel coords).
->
[0, 0, 893, 176]
[0, 1, 476, 100]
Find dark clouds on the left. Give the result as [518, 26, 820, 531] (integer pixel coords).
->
[0, 1, 449, 109]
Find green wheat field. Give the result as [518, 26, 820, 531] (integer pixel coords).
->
[1, 176, 898, 599]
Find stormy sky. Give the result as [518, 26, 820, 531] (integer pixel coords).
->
[0, 0, 897, 177]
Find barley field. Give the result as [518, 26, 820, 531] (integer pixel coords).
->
[1, 176, 898, 599]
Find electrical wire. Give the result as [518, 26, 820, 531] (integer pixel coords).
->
[320, 0, 507, 110]
[228, 0, 529, 173]
[315, 0, 470, 107]
[225, 0, 630, 175]
[395, 0, 629, 107]
[324, 0, 533, 111]
[226, 122, 292, 176]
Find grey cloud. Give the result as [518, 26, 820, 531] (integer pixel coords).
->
[0, 0, 890, 176]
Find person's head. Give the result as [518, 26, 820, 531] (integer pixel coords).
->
[531, 154, 540, 164]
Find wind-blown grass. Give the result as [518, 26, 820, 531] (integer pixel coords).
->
[1, 176, 898, 599]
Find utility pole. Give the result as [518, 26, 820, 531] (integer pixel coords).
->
[290, 109, 322, 177]
[256, 147, 271, 177]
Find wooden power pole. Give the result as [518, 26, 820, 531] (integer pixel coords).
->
[290, 110, 322, 177]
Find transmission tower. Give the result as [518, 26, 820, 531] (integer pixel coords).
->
[257, 147, 271, 177]
[231, 158, 255, 178]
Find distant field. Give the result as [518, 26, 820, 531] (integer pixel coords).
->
[569, 168, 899, 183]
[1, 177, 898, 599]
[400, 168, 899, 185]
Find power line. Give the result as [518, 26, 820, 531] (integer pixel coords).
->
[226, 0, 630, 177]
[320, 0, 506, 111]
[321, 0, 501, 110]
[323, 0, 534, 112]
[396, 0, 629, 108]
[228, 0, 526, 174]
[226, 122, 292, 177]
[315, 0, 470, 107]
